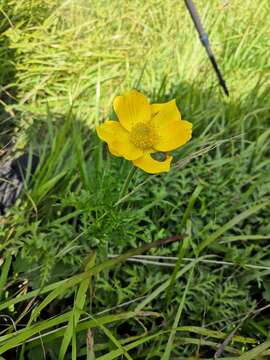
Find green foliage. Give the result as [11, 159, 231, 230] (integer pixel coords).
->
[0, 0, 270, 358]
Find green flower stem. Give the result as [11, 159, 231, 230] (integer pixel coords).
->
[118, 166, 137, 204]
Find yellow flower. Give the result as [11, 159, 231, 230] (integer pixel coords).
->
[96, 90, 192, 174]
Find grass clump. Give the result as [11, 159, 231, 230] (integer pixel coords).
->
[0, 0, 270, 358]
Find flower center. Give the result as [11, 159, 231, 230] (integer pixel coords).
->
[130, 123, 155, 150]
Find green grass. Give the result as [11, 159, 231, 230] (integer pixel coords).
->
[0, 0, 270, 358]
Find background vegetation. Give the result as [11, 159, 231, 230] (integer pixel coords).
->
[0, 0, 270, 358]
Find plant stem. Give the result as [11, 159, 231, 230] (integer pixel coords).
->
[118, 166, 137, 204]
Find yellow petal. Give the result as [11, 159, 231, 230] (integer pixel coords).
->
[133, 153, 173, 174]
[113, 90, 151, 131]
[151, 101, 181, 119]
[154, 120, 192, 152]
[96, 120, 143, 160]
[151, 100, 192, 152]
[108, 144, 121, 157]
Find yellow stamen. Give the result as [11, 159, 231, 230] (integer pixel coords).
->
[129, 123, 155, 150]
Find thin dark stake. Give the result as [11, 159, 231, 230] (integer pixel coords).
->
[184, 0, 229, 96]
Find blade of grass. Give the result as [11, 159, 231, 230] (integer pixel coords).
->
[96, 322, 133, 360]
[0, 254, 12, 301]
[162, 267, 194, 360]
[135, 257, 198, 313]
[0, 312, 136, 354]
[0, 236, 182, 313]
[221, 340, 270, 360]
[181, 184, 203, 227]
[72, 322, 76, 360]
[197, 199, 270, 254]
[58, 252, 96, 360]
[95, 324, 256, 360]
[79, 335, 240, 357]
[165, 234, 190, 304]
[0, 236, 183, 353]
[27, 236, 183, 326]
[0, 278, 67, 312]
